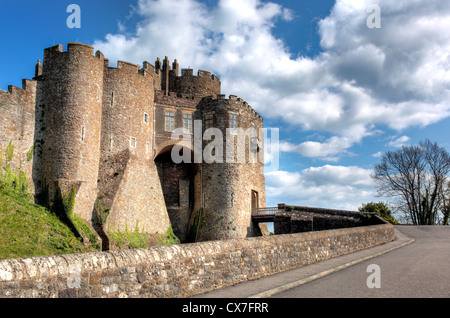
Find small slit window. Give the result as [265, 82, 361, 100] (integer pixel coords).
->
[81, 126, 86, 142]
[130, 137, 137, 148]
[144, 112, 149, 124]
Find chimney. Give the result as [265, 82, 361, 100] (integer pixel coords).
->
[35, 59, 43, 77]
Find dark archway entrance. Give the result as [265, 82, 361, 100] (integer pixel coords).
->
[154, 146, 199, 243]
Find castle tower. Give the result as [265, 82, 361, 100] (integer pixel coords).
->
[98, 58, 171, 237]
[193, 95, 266, 241]
[0, 42, 267, 246]
[40, 43, 104, 221]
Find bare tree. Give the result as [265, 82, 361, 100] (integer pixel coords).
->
[441, 181, 450, 225]
[372, 140, 450, 225]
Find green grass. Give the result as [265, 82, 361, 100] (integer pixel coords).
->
[108, 223, 180, 250]
[0, 189, 95, 260]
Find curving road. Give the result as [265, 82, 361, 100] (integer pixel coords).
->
[272, 226, 450, 298]
[194, 225, 450, 298]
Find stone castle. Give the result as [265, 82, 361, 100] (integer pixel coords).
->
[0, 42, 266, 247]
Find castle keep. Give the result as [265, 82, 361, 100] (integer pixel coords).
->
[0, 43, 266, 246]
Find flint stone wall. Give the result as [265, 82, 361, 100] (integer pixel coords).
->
[0, 221, 394, 298]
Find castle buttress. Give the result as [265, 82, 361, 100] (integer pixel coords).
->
[0, 43, 266, 247]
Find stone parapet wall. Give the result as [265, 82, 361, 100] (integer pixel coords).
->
[274, 205, 383, 235]
[0, 222, 394, 298]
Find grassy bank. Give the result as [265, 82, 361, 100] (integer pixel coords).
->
[0, 140, 180, 260]
[0, 189, 95, 260]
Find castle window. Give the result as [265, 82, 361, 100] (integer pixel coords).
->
[144, 112, 149, 124]
[81, 126, 86, 142]
[229, 113, 238, 135]
[183, 113, 193, 134]
[204, 114, 214, 130]
[165, 110, 175, 131]
[251, 190, 259, 212]
[130, 137, 137, 148]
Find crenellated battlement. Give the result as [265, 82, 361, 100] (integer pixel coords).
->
[152, 56, 221, 98]
[67, 42, 96, 56]
[104, 59, 160, 79]
[0, 79, 37, 105]
[178, 68, 220, 82]
[0, 42, 265, 245]
[202, 94, 262, 121]
[43, 43, 104, 60]
[142, 60, 162, 77]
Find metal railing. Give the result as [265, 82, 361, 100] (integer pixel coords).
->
[251, 207, 279, 217]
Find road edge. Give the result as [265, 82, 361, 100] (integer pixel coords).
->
[249, 233, 415, 298]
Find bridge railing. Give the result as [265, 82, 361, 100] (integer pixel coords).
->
[251, 207, 279, 217]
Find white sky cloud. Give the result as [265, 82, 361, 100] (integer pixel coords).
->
[92, 0, 450, 162]
[372, 151, 383, 158]
[388, 135, 410, 148]
[265, 165, 376, 210]
[91, 0, 450, 208]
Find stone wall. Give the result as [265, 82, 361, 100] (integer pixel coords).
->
[154, 90, 201, 147]
[0, 79, 37, 194]
[274, 205, 382, 235]
[0, 221, 394, 298]
[195, 95, 266, 242]
[169, 68, 221, 99]
[104, 153, 171, 237]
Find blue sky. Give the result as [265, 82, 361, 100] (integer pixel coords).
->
[1, 0, 449, 215]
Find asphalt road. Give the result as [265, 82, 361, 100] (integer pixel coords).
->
[273, 225, 450, 298]
[194, 225, 450, 298]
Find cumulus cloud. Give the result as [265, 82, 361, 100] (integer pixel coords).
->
[265, 165, 376, 210]
[280, 135, 355, 162]
[92, 0, 450, 161]
[90, 0, 450, 208]
[388, 135, 410, 148]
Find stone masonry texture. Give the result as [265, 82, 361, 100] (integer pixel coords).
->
[0, 220, 394, 298]
[0, 42, 266, 245]
[274, 206, 384, 234]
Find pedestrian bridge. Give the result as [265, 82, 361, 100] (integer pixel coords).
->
[251, 207, 280, 223]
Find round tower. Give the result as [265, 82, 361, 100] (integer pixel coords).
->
[40, 43, 104, 221]
[194, 95, 266, 242]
